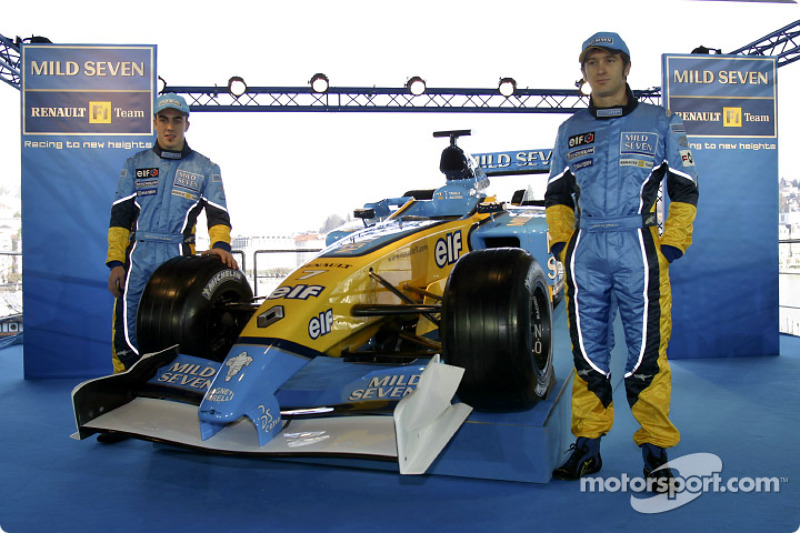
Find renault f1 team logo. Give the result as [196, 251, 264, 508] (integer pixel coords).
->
[89, 101, 112, 124]
[723, 107, 743, 128]
[569, 132, 595, 148]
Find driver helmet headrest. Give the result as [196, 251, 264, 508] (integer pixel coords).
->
[440, 145, 473, 181]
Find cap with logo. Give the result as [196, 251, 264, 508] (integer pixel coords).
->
[154, 93, 190, 116]
[579, 32, 630, 63]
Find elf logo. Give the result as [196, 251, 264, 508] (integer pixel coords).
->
[569, 132, 595, 148]
[435, 231, 463, 268]
[268, 284, 325, 300]
[308, 308, 334, 340]
[136, 168, 159, 179]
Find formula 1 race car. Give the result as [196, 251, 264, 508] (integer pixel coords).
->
[72, 130, 562, 475]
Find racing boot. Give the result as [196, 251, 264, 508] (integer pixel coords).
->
[641, 443, 679, 495]
[552, 436, 602, 480]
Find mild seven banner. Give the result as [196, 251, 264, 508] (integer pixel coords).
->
[21, 44, 156, 378]
[662, 54, 778, 359]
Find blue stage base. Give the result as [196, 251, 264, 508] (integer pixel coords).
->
[276, 310, 607, 483]
[427, 370, 573, 483]
[277, 310, 633, 483]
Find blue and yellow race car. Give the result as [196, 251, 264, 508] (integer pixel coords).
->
[72, 130, 563, 474]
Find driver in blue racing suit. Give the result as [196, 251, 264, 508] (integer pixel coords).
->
[107, 93, 237, 373]
[545, 32, 699, 490]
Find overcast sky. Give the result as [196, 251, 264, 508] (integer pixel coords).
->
[2, 0, 799, 234]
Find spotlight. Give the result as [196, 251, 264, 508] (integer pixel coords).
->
[157, 76, 167, 94]
[407, 76, 427, 96]
[576, 79, 591, 96]
[21, 35, 52, 44]
[310, 73, 329, 93]
[692, 45, 722, 55]
[498, 77, 517, 97]
[227, 76, 247, 97]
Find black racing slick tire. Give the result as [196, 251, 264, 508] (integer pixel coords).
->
[441, 248, 554, 412]
[137, 256, 253, 362]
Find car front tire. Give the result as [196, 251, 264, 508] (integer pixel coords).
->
[441, 247, 554, 411]
[137, 256, 253, 361]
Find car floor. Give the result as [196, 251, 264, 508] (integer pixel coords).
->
[0, 322, 798, 532]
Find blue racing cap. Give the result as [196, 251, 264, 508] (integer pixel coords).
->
[579, 32, 630, 63]
[154, 93, 190, 116]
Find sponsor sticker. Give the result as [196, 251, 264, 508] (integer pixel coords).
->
[620, 159, 655, 169]
[621, 132, 659, 158]
[597, 108, 622, 118]
[136, 168, 159, 179]
[224, 352, 254, 382]
[308, 309, 334, 339]
[434, 231, 462, 268]
[568, 132, 595, 148]
[171, 189, 198, 201]
[567, 146, 595, 161]
[174, 169, 201, 191]
[268, 284, 325, 300]
[348, 373, 422, 401]
[207, 387, 234, 402]
[670, 123, 687, 134]
[155, 360, 217, 391]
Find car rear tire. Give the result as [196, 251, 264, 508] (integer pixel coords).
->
[137, 256, 253, 362]
[441, 248, 553, 411]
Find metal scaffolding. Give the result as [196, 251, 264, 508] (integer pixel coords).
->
[164, 84, 661, 114]
[729, 19, 800, 67]
[2, 20, 798, 112]
[0, 34, 21, 89]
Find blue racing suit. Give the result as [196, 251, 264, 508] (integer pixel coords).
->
[545, 86, 699, 448]
[107, 143, 232, 372]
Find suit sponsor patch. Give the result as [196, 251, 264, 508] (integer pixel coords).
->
[670, 123, 687, 134]
[568, 146, 594, 161]
[174, 169, 201, 190]
[620, 132, 659, 158]
[135, 168, 159, 179]
[172, 189, 198, 201]
[569, 132, 595, 148]
[620, 159, 655, 169]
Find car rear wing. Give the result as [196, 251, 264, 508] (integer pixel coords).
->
[473, 149, 552, 177]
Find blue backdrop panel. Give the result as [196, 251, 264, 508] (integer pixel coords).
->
[21, 44, 156, 378]
[663, 55, 779, 358]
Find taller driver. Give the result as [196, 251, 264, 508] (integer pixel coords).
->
[545, 32, 699, 490]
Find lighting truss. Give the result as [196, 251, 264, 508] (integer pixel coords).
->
[164, 85, 662, 113]
[0, 34, 21, 89]
[730, 19, 800, 67]
[2, 19, 797, 113]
